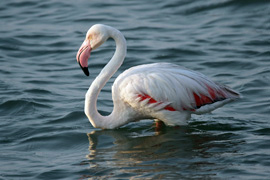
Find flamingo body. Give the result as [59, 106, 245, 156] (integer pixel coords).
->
[76, 24, 240, 129]
[112, 63, 239, 126]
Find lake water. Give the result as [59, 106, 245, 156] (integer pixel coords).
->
[1, 0, 270, 179]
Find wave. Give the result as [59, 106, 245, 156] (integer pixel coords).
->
[162, 0, 270, 15]
[0, 99, 52, 115]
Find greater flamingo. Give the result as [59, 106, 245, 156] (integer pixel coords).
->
[76, 24, 240, 129]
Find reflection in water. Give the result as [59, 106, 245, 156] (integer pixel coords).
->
[84, 121, 243, 179]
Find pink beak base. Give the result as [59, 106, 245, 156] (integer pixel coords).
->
[76, 41, 91, 76]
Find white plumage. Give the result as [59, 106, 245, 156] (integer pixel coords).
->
[76, 24, 240, 129]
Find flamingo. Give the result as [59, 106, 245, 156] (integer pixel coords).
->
[76, 24, 240, 129]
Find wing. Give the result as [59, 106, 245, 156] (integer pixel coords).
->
[113, 63, 239, 116]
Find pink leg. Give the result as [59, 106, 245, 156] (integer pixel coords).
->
[155, 120, 165, 131]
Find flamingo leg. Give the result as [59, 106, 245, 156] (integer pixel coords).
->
[154, 120, 165, 131]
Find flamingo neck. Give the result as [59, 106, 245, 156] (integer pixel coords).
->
[85, 27, 127, 129]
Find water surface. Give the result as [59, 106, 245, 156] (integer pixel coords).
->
[1, 0, 270, 179]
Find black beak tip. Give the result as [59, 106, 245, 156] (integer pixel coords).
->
[82, 67, 89, 76]
[78, 62, 90, 76]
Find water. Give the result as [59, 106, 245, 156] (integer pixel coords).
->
[0, 0, 270, 179]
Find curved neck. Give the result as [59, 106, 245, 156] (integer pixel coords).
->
[85, 27, 126, 129]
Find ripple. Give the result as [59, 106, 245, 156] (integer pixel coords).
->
[200, 60, 258, 70]
[0, 99, 51, 115]
[47, 111, 85, 125]
[251, 128, 270, 136]
[24, 88, 54, 95]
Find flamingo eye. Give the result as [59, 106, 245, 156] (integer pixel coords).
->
[87, 34, 92, 41]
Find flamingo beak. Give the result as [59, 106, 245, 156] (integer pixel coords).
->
[76, 40, 91, 76]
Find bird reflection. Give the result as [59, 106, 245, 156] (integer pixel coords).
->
[83, 121, 240, 179]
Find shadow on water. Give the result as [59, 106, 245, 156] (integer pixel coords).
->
[80, 120, 245, 179]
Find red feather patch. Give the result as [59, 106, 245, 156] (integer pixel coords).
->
[193, 85, 226, 108]
[137, 94, 176, 111]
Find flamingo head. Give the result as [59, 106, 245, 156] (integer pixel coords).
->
[76, 24, 109, 76]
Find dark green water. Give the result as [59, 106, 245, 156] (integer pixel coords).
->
[1, 0, 270, 179]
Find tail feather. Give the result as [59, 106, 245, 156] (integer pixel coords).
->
[222, 86, 241, 99]
[192, 84, 240, 115]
